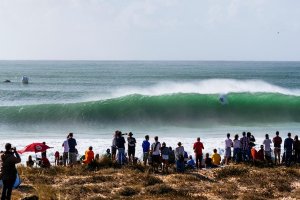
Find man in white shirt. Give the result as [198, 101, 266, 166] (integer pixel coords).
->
[225, 133, 233, 165]
[263, 134, 272, 162]
[62, 134, 69, 166]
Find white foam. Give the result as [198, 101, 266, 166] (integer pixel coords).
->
[83, 79, 300, 103]
[111, 79, 300, 97]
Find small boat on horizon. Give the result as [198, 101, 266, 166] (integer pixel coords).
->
[22, 76, 29, 84]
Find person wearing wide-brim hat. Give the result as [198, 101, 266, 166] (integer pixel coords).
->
[127, 132, 136, 164]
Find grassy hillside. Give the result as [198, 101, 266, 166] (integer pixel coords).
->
[13, 163, 300, 200]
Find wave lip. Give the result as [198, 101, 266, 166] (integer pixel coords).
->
[107, 79, 300, 99]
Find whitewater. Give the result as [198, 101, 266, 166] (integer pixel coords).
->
[0, 61, 300, 163]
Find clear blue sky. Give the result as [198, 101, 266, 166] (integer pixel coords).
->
[0, 0, 299, 61]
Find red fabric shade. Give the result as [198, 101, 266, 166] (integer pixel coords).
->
[17, 143, 51, 154]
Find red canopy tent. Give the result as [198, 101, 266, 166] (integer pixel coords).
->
[18, 143, 52, 154]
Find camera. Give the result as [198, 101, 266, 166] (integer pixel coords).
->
[121, 133, 128, 136]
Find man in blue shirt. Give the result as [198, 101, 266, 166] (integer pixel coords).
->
[284, 132, 293, 166]
[142, 135, 150, 166]
[68, 132, 77, 166]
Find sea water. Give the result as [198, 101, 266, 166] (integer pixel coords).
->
[0, 61, 299, 163]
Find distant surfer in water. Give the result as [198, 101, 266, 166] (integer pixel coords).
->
[219, 94, 228, 105]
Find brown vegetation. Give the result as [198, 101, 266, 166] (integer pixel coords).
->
[12, 163, 300, 200]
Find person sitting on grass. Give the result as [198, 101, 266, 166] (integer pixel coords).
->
[83, 146, 94, 165]
[211, 149, 221, 166]
[205, 153, 213, 168]
[251, 146, 258, 162]
[95, 154, 100, 163]
[40, 155, 51, 168]
[105, 149, 112, 159]
[186, 155, 196, 169]
[26, 155, 34, 167]
[256, 145, 265, 161]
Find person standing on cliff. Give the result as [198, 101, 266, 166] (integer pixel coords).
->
[273, 131, 282, 165]
[62, 134, 69, 166]
[1, 143, 21, 200]
[127, 132, 136, 164]
[193, 137, 204, 169]
[68, 133, 77, 166]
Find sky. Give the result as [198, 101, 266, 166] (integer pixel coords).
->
[0, 0, 299, 61]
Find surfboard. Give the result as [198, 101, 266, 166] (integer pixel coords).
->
[0, 173, 21, 189]
[219, 94, 228, 105]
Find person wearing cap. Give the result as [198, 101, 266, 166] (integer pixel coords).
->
[83, 146, 94, 165]
[127, 132, 136, 164]
[1, 143, 21, 200]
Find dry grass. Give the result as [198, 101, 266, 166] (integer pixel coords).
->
[13, 164, 300, 200]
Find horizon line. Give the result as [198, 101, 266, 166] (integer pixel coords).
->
[0, 59, 300, 62]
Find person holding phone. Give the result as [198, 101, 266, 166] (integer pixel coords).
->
[1, 143, 21, 200]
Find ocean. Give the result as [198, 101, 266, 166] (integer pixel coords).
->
[0, 61, 299, 162]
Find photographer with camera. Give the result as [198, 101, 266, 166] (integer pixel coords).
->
[1, 143, 21, 200]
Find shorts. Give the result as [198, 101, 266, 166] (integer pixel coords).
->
[143, 152, 149, 162]
[152, 155, 160, 164]
[111, 146, 117, 155]
[63, 152, 68, 159]
[162, 155, 169, 160]
[274, 147, 281, 154]
[69, 152, 77, 165]
[265, 151, 271, 158]
[128, 146, 135, 156]
[225, 147, 232, 158]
